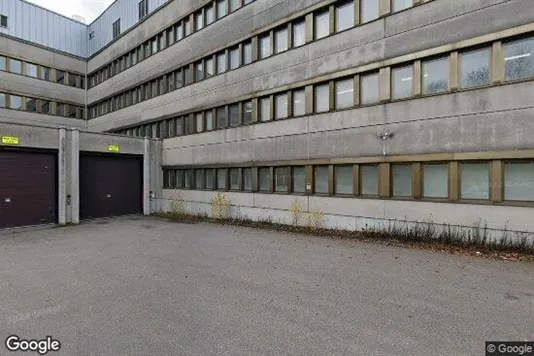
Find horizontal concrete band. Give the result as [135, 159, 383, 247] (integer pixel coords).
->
[159, 189, 534, 235]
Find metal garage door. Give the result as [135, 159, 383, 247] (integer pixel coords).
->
[0, 148, 57, 229]
[80, 153, 143, 220]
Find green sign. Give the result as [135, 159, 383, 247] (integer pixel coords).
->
[108, 144, 120, 152]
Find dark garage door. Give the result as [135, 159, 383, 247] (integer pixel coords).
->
[80, 153, 143, 220]
[0, 148, 57, 229]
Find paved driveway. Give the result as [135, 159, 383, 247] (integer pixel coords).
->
[0, 217, 533, 356]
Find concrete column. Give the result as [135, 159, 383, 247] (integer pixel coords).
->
[58, 128, 67, 225]
[492, 41, 504, 85]
[379, 0, 391, 17]
[449, 52, 459, 91]
[353, 75, 361, 106]
[413, 60, 422, 97]
[143, 138, 151, 215]
[379, 163, 391, 198]
[412, 163, 422, 199]
[305, 85, 314, 114]
[490, 160, 503, 203]
[379, 67, 391, 102]
[70, 129, 80, 224]
[448, 161, 459, 201]
[352, 164, 360, 196]
[305, 13, 314, 43]
[328, 165, 335, 195]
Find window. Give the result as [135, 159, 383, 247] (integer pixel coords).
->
[175, 69, 184, 88]
[361, 165, 379, 195]
[196, 61, 204, 81]
[422, 57, 449, 95]
[336, 1, 354, 32]
[0, 15, 7, 28]
[314, 166, 329, 194]
[113, 19, 121, 38]
[392, 65, 413, 100]
[392, 165, 412, 197]
[275, 93, 288, 119]
[504, 162, 534, 201]
[460, 162, 489, 200]
[230, 0, 241, 12]
[206, 5, 215, 25]
[314, 84, 330, 113]
[166, 27, 175, 46]
[206, 57, 214, 77]
[229, 104, 240, 126]
[196, 113, 204, 132]
[57, 103, 66, 117]
[217, 107, 227, 128]
[184, 170, 193, 189]
[275, 167, 290, 192]
[183, 18, 191, 36]
[229, 169, 240, 190]
[292, 167, 306, 193]
[259, 168, 271, 192]
[195, 11, 204, 31]
[56, 70, 65, 84]
[243, 168, 252, 191]
[423, 164, 448, 198]
[259, 97, 271, 121]
[9, 95, 22, 110]
[335, 166, 353, 195]
[26, 97, 37, 112]
[0, 93, 5, 107]
[504, 37, 534, 82]
[361, 0, 379, 23]
[460, 48, 490, 89]
[392, 0, 412, 12]
[151, 37, 158, 54]
[185, 115, 195, 135]
[176, 117, 184, 136]
[176, 23, 183, 41]
[184, 66, 192, 85]
[68, 73, 78, 87]
[205, 169, 215, 189]
[9, 59, 22, 74]
[314, 11, 329, 40]
[217, 52, 227, 74]
[217, 169, 227, 190]
[0, 56, 5, 71]
[243, 101, 253, 124]
[293, 89, 305, 116]
[41, 100, 51, 114]
[335, 78, 354, 109]
[66, 105, 76, 118]
[26, 63, 38, 78]
[217, 0, 227, 18]
[205, 110, 214, 131]
[138, 0, 149, 19]
[229, 47, 240, 70]
[293, 20, 306, 47]
[259, 35, 271, 59]
[243, 41, 253, 65]
[195, 170, 204, 189]
[275, 27, 288, 54]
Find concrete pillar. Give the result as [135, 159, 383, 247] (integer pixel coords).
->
[70, 129, 80, 224]
[58, 128, 67, 225]
[143, 138, 151, 215]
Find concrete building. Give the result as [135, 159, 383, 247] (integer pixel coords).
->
[1, 0, 534, 239]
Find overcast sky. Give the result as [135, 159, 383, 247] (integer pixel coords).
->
[26, 0, 114, 23]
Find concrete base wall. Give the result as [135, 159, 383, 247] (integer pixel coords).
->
[158, 189, 534, 241]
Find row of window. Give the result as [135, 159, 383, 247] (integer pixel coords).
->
[0, 54, 85, 89]
[163, 160, 534, 203]
[89, 0, 256, 87]
[0, 92, 85, 119]
[88, 0, 425, 90]
[111, 34, 534, 137]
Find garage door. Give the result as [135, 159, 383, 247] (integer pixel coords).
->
[0, 148, 57, 229]
[80, 153, 143, 220]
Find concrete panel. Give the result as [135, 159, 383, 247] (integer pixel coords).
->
[162, 146, 192, 166]
[308, 105, 386, 133]
[0, 71, 85, 104]
[0, 121, 59, 149]
[78, 131, 146, 154]
[309, 196, 385, 219]
[385, 0, 534, 59]
[385, 107, 534, 155]
[0, 35, 86, 73]
[0, 108, 86, 129]
[253, 193, 308, 211]
[253, 134, 309, 162]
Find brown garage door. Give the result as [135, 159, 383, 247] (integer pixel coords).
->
[0, 148, 57, 229]
[80, 153, 143, 220]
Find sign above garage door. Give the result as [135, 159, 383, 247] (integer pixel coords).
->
[1, 135, 20, 145]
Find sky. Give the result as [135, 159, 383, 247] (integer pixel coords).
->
[25, 0, 115, 24]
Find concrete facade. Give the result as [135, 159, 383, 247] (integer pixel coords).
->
[1, 0, 534, 238]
